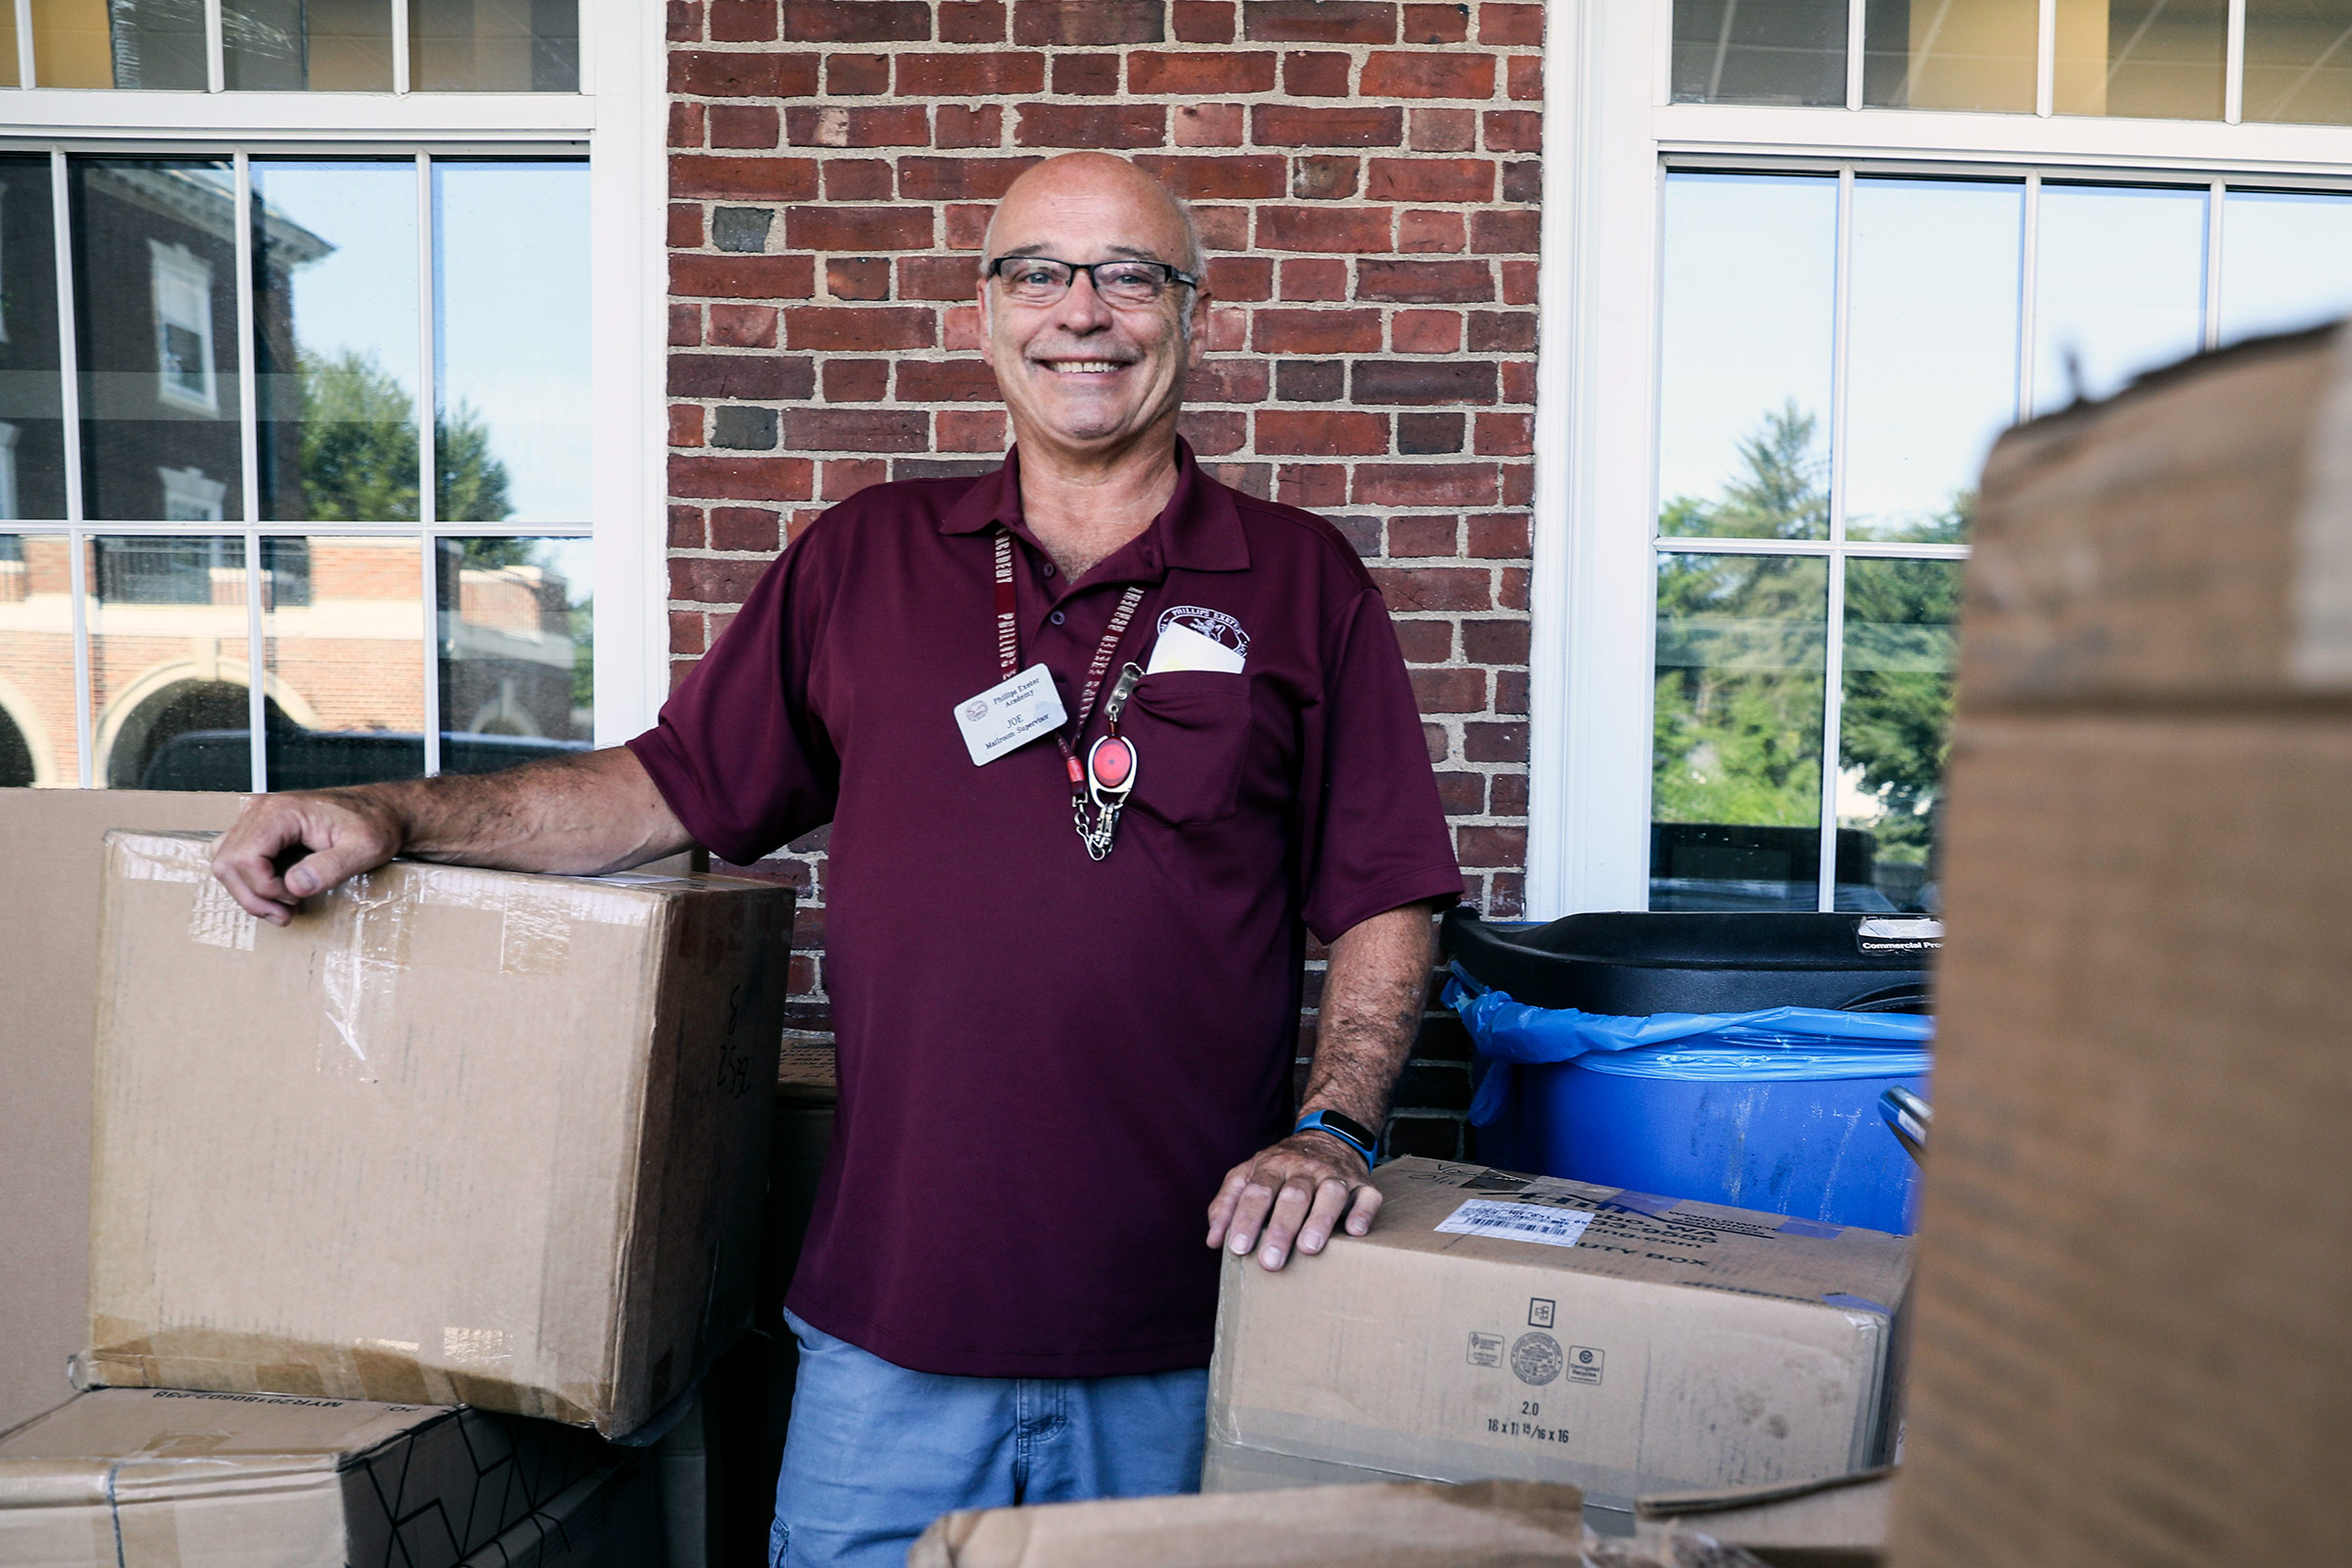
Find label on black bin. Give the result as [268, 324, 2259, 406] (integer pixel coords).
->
[1856, 916, 1942, 955]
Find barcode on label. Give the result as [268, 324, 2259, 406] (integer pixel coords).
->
[1434, 1199, 1595, 1249]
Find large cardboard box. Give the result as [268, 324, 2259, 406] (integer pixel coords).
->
[81, 832, 795, 1438]
[1886, 322, 2352, 1566]
[0, 1387, 624, 1568]
[1206, 1157, 1912, 1516]
[0, 790, 247, 1434]
[909, 1479, 1592, 1568]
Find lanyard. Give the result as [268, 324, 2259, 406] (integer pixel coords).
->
[994, 526, 1146, 858]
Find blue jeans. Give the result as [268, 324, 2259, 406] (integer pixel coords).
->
[768, 1309, 1209, 1568]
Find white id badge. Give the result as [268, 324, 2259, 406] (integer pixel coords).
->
[954, 663, 1068, 766]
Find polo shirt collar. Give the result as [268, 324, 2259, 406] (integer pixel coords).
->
[937, 439, 1250, 575]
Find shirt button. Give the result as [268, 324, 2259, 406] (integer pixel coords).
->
[1050, 611, 1066, 625]
[1041, 563, 1056, 576]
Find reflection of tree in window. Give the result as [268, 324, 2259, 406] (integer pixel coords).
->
[1653, 550, 1828, 830]
[296, 348, 510, 521]
[1660, 402, 1829, 540]
[1840, 559, 1960, 906]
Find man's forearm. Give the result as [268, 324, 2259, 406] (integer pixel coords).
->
[1298, 901, 1443, 1136]
[336, 746, 692, 875]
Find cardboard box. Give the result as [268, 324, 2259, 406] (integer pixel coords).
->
[0, 1387, 623, 1568]
[82, 832, 795, 1438]
[1206, 1157, 1912, 1516]
[0, 790, 248, 1435]
[1640, 1469, 1890, 1568]
[909, 1479, 1591, 1568]
[1886, 322, 2352, 1567]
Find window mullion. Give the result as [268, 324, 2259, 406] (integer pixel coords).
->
[417, 152, 440, 777]
[204, 0, 225, 93]
[393, 0, 412, 94]
[2036, 0, 2057, 117]
[2227, 0, 2248, 123]
[1845, 0, 1865, 111]
[1816, 556, 1849, 913]
[234, 151, 266, 790]
[2204, 180, 2228, 350]
[2018, 171, 2041, 419]
[13, 0, 31, 88]
[49, 149, 95, 787]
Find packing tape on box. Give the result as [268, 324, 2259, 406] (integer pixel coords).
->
[113, 836, 208, 884]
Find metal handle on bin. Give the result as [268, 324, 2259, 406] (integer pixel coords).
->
[1879, 1085, 1930, 1164]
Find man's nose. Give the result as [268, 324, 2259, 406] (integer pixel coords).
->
[1052, 269, 1116, 329]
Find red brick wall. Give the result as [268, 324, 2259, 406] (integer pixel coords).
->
[663, 0, 1542, 1156]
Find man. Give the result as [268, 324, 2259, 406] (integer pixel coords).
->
[211, 152, 1462, 1566]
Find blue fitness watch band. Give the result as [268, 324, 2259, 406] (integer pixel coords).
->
[1294, 1107, 1379, 1165]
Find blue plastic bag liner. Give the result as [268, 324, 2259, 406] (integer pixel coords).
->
[1444, 965, 1933, 1126]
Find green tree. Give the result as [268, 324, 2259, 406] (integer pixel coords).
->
[297, 349, 512, 525]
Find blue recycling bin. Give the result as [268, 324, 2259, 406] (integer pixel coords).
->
[1443, 909, 1936, 1234]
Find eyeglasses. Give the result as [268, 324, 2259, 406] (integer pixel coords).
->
[985, 256, 1200, 308]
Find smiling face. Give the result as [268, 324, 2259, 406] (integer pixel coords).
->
[980, 154, 1210, 468]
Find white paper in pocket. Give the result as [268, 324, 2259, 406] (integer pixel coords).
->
[1145, 620, 1247, 675]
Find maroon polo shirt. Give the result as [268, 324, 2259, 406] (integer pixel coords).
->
[628, 441, 1461, 1378]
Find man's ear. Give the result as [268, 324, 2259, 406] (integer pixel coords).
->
[1188, 287, 1213, 368]
[977, 281, 996, 368]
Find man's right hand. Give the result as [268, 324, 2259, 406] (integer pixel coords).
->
[211, 789, 406, 925]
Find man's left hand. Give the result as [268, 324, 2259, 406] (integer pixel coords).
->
[1205, 1133, 1381, 1272]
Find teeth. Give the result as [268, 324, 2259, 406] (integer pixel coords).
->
[1050, 361, 1124, 372]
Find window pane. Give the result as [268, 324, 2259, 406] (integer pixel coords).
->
[1839, 558, 1960, 915]
[2055, 0, 2228, 120]
[2219, 190, 2352, 343]
[225, 0, 395, 90]
[1672, 0, 1849, 105]
[2245, 0, 2352, 124]
[411, 0, 578, 90]
[30, 0, 205, 88]
[88, 534, 252, 790]
[264, 535, 424, 788]
[1844, 177, 2023, 543]
[72, 158, 245, 522]
[436, 536, 590, 773]
[1863, 0, 2038, 111]
[2033, 183, 2207, 413]
[433, 162, 589, 525]
[1649, 552, 1828, 911]
[0, 533, 77, 786]
[1658, 173, 1837, 541]
[252, 160, 421, 522]
[1, 157, 69, 523]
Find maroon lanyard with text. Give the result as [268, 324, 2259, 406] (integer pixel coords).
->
[994, 526, 1145, 859]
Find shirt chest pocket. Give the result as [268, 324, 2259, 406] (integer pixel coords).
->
[1119, 672, 1254, 827]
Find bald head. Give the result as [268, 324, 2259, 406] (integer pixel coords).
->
[981, 152, 1203, 278]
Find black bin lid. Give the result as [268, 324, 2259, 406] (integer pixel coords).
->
[1442, 907, 1938, 1017]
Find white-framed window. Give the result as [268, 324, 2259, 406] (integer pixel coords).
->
[158, 463, 224, 520]
[0, 0, 662, 793]
[1526, 0, 2352, 917]
[150, 240, 220, 413]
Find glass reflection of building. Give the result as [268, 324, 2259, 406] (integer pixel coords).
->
[0, 153, 590, 791]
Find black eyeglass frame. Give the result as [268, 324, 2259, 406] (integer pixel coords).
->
[983, 255, 1202, 302]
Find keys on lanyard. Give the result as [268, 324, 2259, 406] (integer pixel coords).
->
[1076, 663, 1144, 860]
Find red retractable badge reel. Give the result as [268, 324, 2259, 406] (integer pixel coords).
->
[1086, 733, 1135, 807]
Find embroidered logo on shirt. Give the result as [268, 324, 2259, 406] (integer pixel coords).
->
[1156, 606, 1250, 659]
